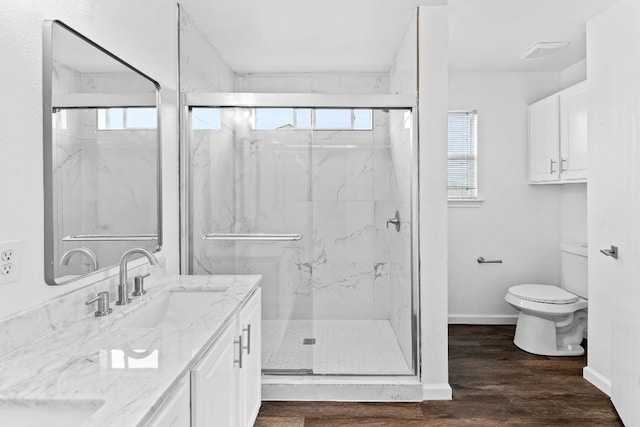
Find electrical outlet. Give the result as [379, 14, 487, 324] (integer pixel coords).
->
[0, 240, 22, 285]
[1, 263, 13, 275]
[1, 249, 14, 262]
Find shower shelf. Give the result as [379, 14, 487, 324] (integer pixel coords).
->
[201, 233, 302, 242]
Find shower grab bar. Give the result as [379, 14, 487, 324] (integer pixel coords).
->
[63, 234, 157, 242]
[201, 232, 302, 242]
[477, 257, 502, 264]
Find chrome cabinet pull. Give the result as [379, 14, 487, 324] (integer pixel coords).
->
[600, 245, 618, 259]
[234, 335, 243, 368]
[550, 159, 557, 174]
[242, 324, 251, 355]
[561, 158, 567, 172]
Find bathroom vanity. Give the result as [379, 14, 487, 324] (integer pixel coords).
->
[0, 274, 262, 427]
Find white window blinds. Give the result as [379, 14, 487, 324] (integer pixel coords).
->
[448, 111, 478, 199]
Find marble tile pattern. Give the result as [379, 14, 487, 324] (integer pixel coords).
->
[178, 4, 235, 93]
[0, 261, 162, 358]
[0, 274, 261, 427]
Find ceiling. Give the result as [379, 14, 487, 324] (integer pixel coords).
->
[180, 0, 618, 74]
[448, 0, 618, 72]
[179, 0, 418, 73]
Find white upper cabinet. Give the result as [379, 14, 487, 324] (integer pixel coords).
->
[529, 93, 561, 182]
[559, 83, 588, 181]
[528, 82, 587, 184]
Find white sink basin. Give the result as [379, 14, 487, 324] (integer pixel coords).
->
[117, 288, 228, 328]
[0, 399, 104, 427]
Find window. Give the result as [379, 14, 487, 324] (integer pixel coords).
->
[192, 108, 221, 130]
[252, 108, 372, 130]
[448, 111, 478, 199]
[97, 107, 157, 130]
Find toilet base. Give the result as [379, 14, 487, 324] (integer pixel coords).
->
[513, 311, 586, 356]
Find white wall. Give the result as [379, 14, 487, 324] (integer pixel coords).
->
[0, 0, 179, 319]
[447, 72, 563, 324]
[560, 59, 587, 90]
[560, 184, 588, 245]
[419, 5, 451, 399]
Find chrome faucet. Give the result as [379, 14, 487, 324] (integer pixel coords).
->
[60, 247, 99, 271]
[116, 248, 157, 305]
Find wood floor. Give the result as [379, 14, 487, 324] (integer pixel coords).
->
[255, 325, 622, 426]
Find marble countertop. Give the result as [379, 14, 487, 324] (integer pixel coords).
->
[0, 274, 262, 427]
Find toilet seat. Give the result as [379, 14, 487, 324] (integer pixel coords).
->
[508, 284, 578, 304]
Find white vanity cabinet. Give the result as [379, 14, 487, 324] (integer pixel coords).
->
[191, 289, 262, 427]
[237, 289, 262, 427]
[146, 377, 191, 427]
[528, 81, 587, 184]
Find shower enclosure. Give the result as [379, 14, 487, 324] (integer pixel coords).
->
[184, 94, 418, 377]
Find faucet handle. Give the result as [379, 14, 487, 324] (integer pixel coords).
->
[85, 291, 113, 317]
[132, 273, 150, 297]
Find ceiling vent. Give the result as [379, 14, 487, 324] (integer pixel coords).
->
[521, 42, 570, 60]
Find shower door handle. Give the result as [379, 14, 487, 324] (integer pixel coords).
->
[386, 211, 401, 232]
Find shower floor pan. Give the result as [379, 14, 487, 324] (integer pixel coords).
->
[262, 319, 412, 375]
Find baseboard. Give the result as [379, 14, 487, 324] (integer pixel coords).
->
[422, 383, 452, 400]
[583, 366, 611, 397]
[448, 314, 518, 325]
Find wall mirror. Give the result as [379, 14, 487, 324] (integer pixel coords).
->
[43, 20, 162, 285]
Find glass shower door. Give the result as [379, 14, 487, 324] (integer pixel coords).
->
[188, 107, 314, 374]
[307, 108, 415, 375]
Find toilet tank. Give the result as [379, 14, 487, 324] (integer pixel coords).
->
[560, 243, 588, 299]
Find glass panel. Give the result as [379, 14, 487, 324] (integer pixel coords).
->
[189, 107, 314, 374]
[254, 108, 295, 130]
[353, 109, 372, 129]
[192, 107, 221, 130]
[315, 109, 351, 129]
[126, 107, 157, 129]
[98, 108, 124, 130]
[188, 105, 415, 377]
[296, 108, 312, 129]
[309, 108, 413, 375]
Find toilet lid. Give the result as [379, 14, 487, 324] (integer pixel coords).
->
[508, 284, 579, 304]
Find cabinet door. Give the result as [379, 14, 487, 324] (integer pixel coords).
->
[146, 377, 190, 427]
[237, 289, 262, 427]
[529, 94, 560, 182]
[559, 82, 588, 181]
[191, 322, 238, 427]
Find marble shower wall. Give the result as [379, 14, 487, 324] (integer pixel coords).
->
[388, 12, 418, 368]
[178, 5, 235, 93]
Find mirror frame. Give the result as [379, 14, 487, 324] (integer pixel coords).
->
[42, 20, 162, 285]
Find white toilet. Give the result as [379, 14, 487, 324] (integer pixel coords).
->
[505, 243, 588, 356]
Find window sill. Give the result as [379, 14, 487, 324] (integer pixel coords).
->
[447, 198, 485, 208]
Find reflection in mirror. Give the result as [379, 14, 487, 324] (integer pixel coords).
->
[43, 21, 162, 285]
